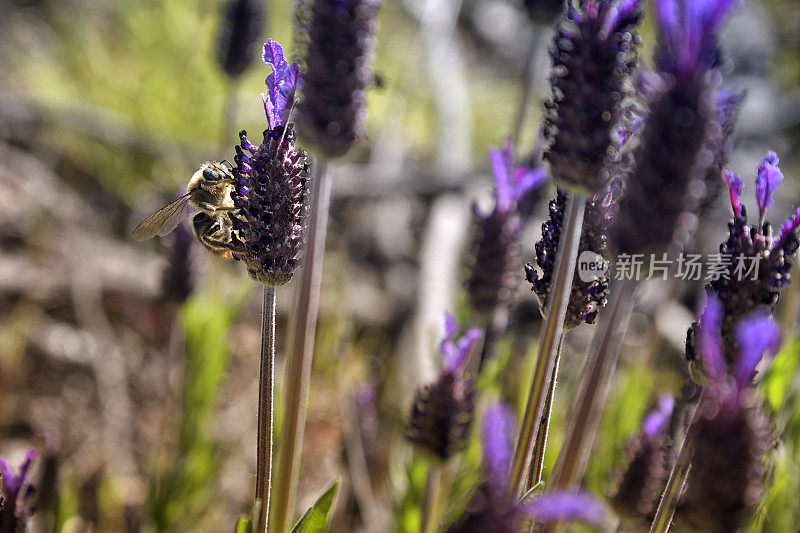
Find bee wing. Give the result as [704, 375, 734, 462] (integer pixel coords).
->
[132, 194, 191, 241]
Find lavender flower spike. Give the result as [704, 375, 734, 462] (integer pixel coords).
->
[296, 0, 379, 158]
[615, 0, 736, 257]
[467, 142, 545, 323]
[686, 152, 800, 366]
[230, 40, 311, 286]
[609, 394, 674, 519]
[0, 450, 38, 531]
[544, 0, 644, 194]
[449, 403, 610, 532]
[679, 310, 776, 531]
[408, 314, 481, 461]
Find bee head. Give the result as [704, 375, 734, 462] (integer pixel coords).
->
[202, 164, 226, 182]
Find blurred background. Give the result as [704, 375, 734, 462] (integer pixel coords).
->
[1, 0, 800, 531]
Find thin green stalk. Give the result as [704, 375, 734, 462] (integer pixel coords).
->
[526, 335, 563, 490]
[542, 280, 635, 533]
[649, 396, 701, 533]
[270, 158, 332, 533]
[256, 286, 277, 533]
[421, 464, 444, 533]
[510, 192, 586, 496]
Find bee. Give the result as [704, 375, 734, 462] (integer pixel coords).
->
[133, 161, 245, 258]
[191, 211, 245, 259]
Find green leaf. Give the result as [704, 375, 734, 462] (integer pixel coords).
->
[235, 515, 253, 533]
[762, 338, 800, 414]
[292, 480, 340, 533]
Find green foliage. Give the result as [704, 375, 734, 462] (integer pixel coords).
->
[234, 515, 253, 533]
[292, 480, 340, 533]
[146, 276, 252, 531]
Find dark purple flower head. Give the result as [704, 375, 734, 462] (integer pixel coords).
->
[230, 40, 310, 286]
[467, 144, 545, 327]
[262, 39, 303, 130]
[450, 403, 610, 531]
[686, 152, 799, 364]
[296, 0, 379, 158]
[0, 451, 37, 531]
[609, 394, 674, 518]
[527, 179, 620, 329]
[216, 0, 264, 78]
[655, 0, 738, 79]
[408, 314, 480, 461]
[679, 304, 775, 531]
[543, 0, 644, 194]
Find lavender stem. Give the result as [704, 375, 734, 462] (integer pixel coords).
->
[526, 334, 562, 490]
[510, 192, 586, 496]
[649, 397, 701, 533]
[271, 158, 332, 533]
[542, 279, 636, 533]
[256, 285, 277, 533]
[421, 464, 444, 533]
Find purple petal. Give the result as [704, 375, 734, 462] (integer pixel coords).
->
[722, 170, 743, 218]
[261, 39, 303, 129]
[641, 393, 675, 438]
[524, 491, 609, 527]
[443, 312, 457, 342]
[0, 450, 37, 494]
[446, 328, 483, 372]
[698, 295, 725, 381]
[488, 147, 513, 215]
[513, 167, 547, 200]
[755, 151, 783, 219]
[601, 0, 646, 39]
[734, 310, 781, 388]
[777, 206, 800, 247]
[482, 404, 515, 492]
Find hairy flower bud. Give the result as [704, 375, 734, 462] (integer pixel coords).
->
[686, 153, 800, 365]
[608, 395, 674, 520]
[678, 394, 770, 532]
[678, 302, 779, 531]
[297, 0, 379, 158]
[543, 0, 643, 194]
[408, 372, 475, 461]
[614, 0, 737, 257]
[216, 0, 265, 78]
[408, 315, 481, 461]
[527, 181, 618, 329]
[467, 140, 545, 320]
[229, 40, 309, 286]
[232, 126, 310, 286]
